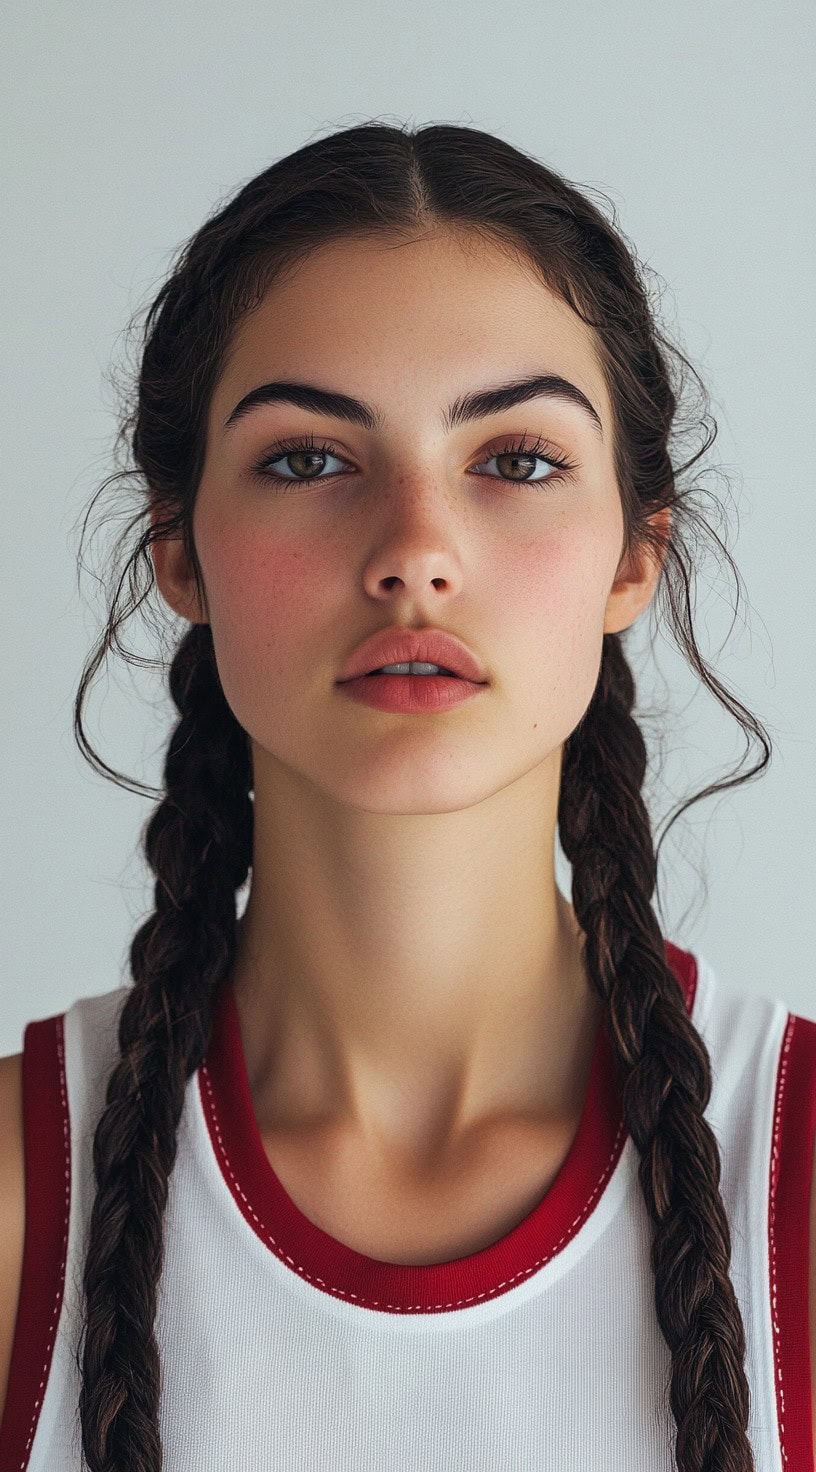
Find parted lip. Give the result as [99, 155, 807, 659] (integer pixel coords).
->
[336, 627, 489, 684]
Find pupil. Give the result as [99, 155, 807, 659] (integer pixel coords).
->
[500, 453, 535, 480]
[290, 452, 325, 476]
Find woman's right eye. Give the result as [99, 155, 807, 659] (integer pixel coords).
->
[251, 435, 349, 487]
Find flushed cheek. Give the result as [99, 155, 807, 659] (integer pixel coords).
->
[197, 519, 338, 712]
[501, 533, 613, 723]
[505, 529, 611, 644]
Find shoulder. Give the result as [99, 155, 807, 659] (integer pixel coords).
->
[686, 958, 816, 1452]
[0, 990, 124, 1454]
[0, 1051, 25, 1426]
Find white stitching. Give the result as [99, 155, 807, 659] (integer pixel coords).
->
[768, 1011, 794, 1467]
[19, 1016, 71, 1469]
[198, 1061, 627, 1313]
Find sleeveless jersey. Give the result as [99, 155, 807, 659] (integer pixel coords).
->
[1, 941, 815, 1472]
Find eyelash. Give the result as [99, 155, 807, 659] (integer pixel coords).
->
[249, 430, 579, 491]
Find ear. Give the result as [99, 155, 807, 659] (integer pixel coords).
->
[148, 506, 208, 624]
[603, 505, 672, 636]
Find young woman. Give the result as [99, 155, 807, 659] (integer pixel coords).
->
[0, 120, 812, 1472]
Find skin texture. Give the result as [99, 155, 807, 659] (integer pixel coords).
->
[151, 226, 669, 1186]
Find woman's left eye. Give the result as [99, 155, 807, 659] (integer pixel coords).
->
[470, 436, 577, 486]
[250, 432, 577, 490]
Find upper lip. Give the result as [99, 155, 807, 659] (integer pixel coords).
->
[336, 627, 489, 684]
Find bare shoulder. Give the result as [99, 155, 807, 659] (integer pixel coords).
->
[0, 1051, 25, 1426]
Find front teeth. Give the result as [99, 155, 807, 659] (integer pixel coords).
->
[375, 662, 454, 675]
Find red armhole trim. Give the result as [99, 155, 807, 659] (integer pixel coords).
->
[0, 1014, 71, 1472]
[768, 1010, 816, 1471]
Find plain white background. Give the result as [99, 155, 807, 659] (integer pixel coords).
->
[1, 0, 813, 1055]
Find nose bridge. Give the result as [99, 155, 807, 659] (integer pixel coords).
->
[369, 444, 463, 530]
[368, 487, 464, 575]
[355, 457, 468, 599]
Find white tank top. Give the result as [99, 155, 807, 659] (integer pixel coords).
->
[1, 941, 814, 1472]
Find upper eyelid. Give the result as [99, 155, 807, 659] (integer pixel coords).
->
[253, 432, 576, 470]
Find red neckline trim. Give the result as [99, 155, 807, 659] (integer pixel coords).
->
[199, 940, 697, 1314]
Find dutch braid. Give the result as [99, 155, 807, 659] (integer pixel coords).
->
[560, 633, 752, 1470]
[77, 625, 251, 1470]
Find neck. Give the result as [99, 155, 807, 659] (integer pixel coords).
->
[229, 745, 602, 1167]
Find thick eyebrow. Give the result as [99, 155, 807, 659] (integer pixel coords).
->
[222, 372, 604, 441]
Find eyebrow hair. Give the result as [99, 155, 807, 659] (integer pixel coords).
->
[222, 372, 604, 441]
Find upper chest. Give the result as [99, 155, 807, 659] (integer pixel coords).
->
[258, 1114, 581, 1267]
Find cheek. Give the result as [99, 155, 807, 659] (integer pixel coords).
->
[504, 524, 612, 642]
[500, 525, 615, 719]
[195, 513, 338, 702]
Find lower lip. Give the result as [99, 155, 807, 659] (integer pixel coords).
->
[336, 674, 487, 713]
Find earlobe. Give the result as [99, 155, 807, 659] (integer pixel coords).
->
[149, 529, 205, 624]
[603, 507, 672, 636]
[602, 551, 654, 635]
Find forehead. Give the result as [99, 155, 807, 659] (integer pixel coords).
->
[211, 228, 611, 434]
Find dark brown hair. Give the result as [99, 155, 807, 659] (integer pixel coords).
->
[72, 119, 771, 1470]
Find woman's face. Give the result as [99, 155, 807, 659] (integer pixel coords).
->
[165, 227, 652, 815]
